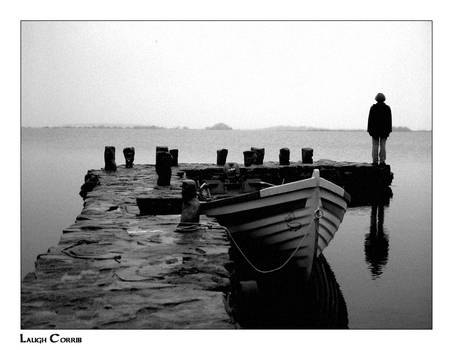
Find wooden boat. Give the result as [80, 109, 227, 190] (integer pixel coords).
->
[200, 169, 350, 280]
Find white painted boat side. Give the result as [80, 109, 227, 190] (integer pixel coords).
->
[234, 219, 312, 240]
[243, 218, 312, 239]
[319, 177, 346, 197]
[320, 189, 348, 210]
[203, 187, 315, 216]
[317, 226, 335, 251]
[232, 216, 317, 273]
[318, 217, 339, 235]
[227, 206, 313, 234]
[320, 210, 342, 228]
[260, 177, 317, 198]
[318, 215, 343, 243]
[202, 169, 349, 274]
[272, 220, 317, 252]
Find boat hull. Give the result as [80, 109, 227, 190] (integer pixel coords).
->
[200, 170, 349, 279]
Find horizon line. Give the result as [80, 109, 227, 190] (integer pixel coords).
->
[20, 125, 430, 132]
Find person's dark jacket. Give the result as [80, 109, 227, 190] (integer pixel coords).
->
[367, 102, 392, 138]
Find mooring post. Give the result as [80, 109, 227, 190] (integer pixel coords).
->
[104, 146, 117, 171]
[123, 147, 135, 168]
[302, 148, 313, 164]
[156, 146, 168, 162]
[179, 179, 200, 225]
[243, 150, 256, 167]
[279, 148, 290, 165]
[217, 149, 228, 166]
[156, 151, 172, 186]
[169, 149, 179, 167]
[251, 147, 265, 165]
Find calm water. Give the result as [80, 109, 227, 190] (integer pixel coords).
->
[21, 128, 432, 328]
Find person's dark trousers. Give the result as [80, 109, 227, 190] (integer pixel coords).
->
[372, 137, 387, 164]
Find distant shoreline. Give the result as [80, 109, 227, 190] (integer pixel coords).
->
[21, 126, 429, 132]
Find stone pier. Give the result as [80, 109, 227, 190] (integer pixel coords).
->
[21, 160, 392, 329]
[21, 165, 234, 329]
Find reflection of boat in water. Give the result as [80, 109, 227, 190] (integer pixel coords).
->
[224, 254, 348, 329]
[201, 169, 350, 281]
[364, 203, 389, 279]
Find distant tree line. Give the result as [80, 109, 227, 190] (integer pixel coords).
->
[22, 124, 418, 131]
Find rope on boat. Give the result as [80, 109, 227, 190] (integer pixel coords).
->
[175, 210, 322, 275]
[219, 220, 317, 275]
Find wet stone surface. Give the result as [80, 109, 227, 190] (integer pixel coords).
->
[21, 165, 234, 329]
[22, 161, 390, 329]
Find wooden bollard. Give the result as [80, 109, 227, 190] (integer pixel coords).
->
[217, 149, 228, 166]
[123, 147, 135, 168]
[169, 149, 179, 167]
[179, 179, 200, 225]
[156, 151, 172, 186]
[251, 147, 265, 165]
[104, 146, 117, 171]
[243, 150, 256, 167]
[279, 148, 290, 165]
[302, 148, 313, 164]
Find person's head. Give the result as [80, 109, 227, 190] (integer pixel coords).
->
[375, 93, 386, 103]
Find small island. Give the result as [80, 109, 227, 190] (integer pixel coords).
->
[392, 126, 412, 132]
[205, 122, 233, 130]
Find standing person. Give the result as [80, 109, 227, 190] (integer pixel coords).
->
[367, 93, 392, 165]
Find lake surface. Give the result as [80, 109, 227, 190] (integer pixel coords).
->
[21, 128, 432, 328]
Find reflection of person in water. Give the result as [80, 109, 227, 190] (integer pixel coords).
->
[364, 204, 389, 279]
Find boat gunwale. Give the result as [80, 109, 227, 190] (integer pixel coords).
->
[200, 173, 350, 213]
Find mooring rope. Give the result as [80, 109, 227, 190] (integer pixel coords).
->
[174, 223, 208, 233]
[61, 240, 122, 263]
[218, 221, 314, 275]
[112, 271, 162, 282]
[174, 210, 322, 275]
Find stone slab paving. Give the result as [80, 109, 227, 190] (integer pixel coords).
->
[21, 165, 234, 329]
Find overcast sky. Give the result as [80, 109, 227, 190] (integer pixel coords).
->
[21, 21, 431, 130]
